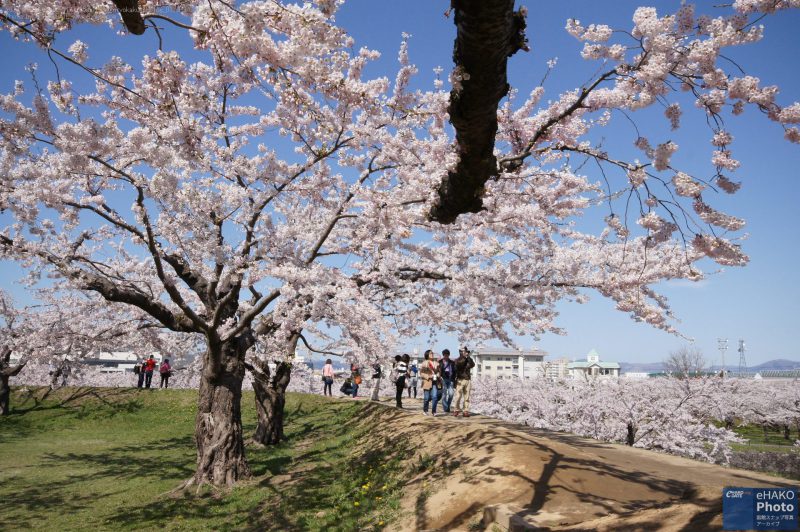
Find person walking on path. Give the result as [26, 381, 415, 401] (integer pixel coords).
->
[370, 360, 383, 401]
[453, 347, 476, 417]
[438, 349, 456, 413]
[322, 359, 335, 396]
[407, 361, 418, 398]
[136, 359, 146, 388]
[144, 355, 156, 389]
[159, 358, 172, 388]
[392, 355, 408, 408]
[420, 349, 440, 416]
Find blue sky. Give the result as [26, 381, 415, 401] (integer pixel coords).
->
[2, 1, 799, 365]
[334, 1, 800, 365]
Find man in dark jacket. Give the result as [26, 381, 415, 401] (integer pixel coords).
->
[438, 349, 456, 413]
[453, 347, 476, 417]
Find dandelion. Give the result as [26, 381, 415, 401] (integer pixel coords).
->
[354, 501, 360, 507]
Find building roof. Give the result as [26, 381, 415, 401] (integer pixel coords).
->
[474, 346, 546, 357]
[567, 361, 620, 369]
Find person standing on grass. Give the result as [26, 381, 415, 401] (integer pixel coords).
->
[392, 355, 408, 408]
[407, 361, 418, 398]
[159, 358, 172, 388]
[438, 349, 456, 413]
[136, 359, 146, 388]
[420, 349, 440, 416]
[453, 347, 476, 417]
[322, 359, 335, 397]
[144, 354, 156, 389]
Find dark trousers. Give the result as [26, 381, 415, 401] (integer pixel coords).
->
[160, 374, 169, 388]
[145, 371, 153, 388]
[395, 375, 406, 407]
[323, 381, 332, 396]
[137, 371, 144, 388]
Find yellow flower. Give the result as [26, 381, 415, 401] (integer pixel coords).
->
[362, 484, 369, 489]
[379, 521, 385, 526]
[354, 501, 360, 507]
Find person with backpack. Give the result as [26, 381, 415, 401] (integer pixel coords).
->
[453, 346, 476, 417]
[438, 348, 456, 413]
[322, 359, 335, 397]
[159, 358, 172, 388]
[392, 355, 408, 408]
[407, 361, 418, 398]
[419, 349, 440, 416]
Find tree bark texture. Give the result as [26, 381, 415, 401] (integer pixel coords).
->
[191, 338, 251, 487]
[626, 422, 636, 446]
[0, 375, 10, 416]
[0, 349, 25, 416]
[112, 0, 146, 35]
[248, 358, 292, 446]
[429, 0, 527, 224]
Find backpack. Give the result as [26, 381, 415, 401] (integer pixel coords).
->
[133, 365, 140, 375]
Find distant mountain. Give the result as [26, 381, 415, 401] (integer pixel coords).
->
[740, 359, 800, 372]
[619, 361, 665, 373]
[619, 359, 800, 374]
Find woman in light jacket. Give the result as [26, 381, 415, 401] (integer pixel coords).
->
[419, 349, 440, 416]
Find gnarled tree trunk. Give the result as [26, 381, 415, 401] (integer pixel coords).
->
[247, 358, 292, 446]
[429, 0, 528, 223]
[626, 422, 636, 446]
[190, 336, 251, 487]
[0, 348, 25, 416]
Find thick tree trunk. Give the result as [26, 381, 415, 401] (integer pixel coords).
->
[111, 0, 146, 35]
[190, 338, 251, 487]
[0, 375, 10, 416]
[1, 352, 25, 416]
[626, 422, 636, 446]
[784, 424, 791, 440]
[429, 0, 528, 223]
[248, 359, 292, 446]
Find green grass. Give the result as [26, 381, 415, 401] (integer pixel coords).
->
[732, 423, 797, 446]
[0, 386, 410, 531]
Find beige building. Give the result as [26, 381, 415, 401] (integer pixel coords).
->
[542, 357, 571, 380]
[472, 347, 546, 379]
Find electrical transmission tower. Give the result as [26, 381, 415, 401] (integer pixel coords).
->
[737, 339, 747, 377]
[717, 338, 728, 378]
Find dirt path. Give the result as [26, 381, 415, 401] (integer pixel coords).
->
[355, 398, 795, 531]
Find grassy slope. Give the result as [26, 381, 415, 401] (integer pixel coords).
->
[0, 387, 409, 531]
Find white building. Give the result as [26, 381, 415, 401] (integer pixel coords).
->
[567, 349, 620, 378]
[472, 347, 546, 379]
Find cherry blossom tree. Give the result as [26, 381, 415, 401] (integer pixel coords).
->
[2, 0, 799, 487]
[0, 287, 167, 412]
